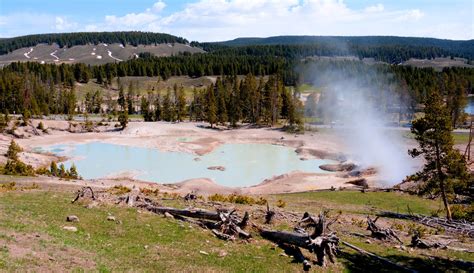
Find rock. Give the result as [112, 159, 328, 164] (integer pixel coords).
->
[164, 212, 174, 219]
[193, 157, 201, 161]
[319, 163, 356, 172]
[345, 178, 369, 188]
[85, 202, 98, 209]
[66, 215, 79, 222]
[63, 226, 78, 232]
[107, 216, 116, 222]
[207, 166, 226, 171]
[218, 250, 228, 257]
[365, 239, 371, 244]
[199, 250, 209, 256]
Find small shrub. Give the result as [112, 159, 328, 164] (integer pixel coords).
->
[21, 183, 39, 190]
[391, 222, 404, 231]
[451, 204, 474, 222]
[108, 185, 131, 195]
[255, 197, 268, 206]
[162, 192, 181, 199]
[84, 121, 94, 132]
[37, 122, 45, 131]
[0, 182, 16, 192]
[68, 164, 79, 179]
[6, 140, 22, 160]
[140, 188, 160, 196]
[351, 218, 365, 228]
[407, 223, 429, 238]
[3, 160, 35, 176]
[207, 193, 267, 205]
[208, 193, 227, 202]
[50, 161, 58, 176]
[35, 167, 50, 175]
[276, 199, 287, 208]
[430, 209, 443, 217]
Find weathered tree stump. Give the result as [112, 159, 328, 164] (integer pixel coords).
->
[367, 216, 402, 243]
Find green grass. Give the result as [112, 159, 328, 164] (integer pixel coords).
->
[273, 191, 442, 215]
[0, 190, 301, 272]
[297, 83, 321, 93]
[75, 76, 212, 101]
[453, 132, 470, 144]
[0, 188, 471, 272]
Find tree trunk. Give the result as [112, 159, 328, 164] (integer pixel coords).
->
[435, 141, 452, 221]
[440, 179, 452, 220]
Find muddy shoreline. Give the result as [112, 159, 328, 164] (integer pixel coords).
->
[1, 120, 379, 195]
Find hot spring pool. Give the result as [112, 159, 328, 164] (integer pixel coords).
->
[38, 142, 334, 187]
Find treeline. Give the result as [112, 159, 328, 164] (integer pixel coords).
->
[205, 35, 474, 60]
[0, 31, 189, 55]
[0, 69, 76, 116]
[1, 56, 473, 127]
[4, 52, 293, 85]
[197, 43, 456, 64]
[137, 75, 303, 129]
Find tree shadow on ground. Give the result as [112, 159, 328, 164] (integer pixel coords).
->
[339, 250, 473, 273]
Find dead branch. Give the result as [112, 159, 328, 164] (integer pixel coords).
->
[264, 202, 275, 224]
[139, 205, 222, 221]
[410, 232, 448, 249]
[377, 211, 474, 238]
[341, 241, 418, 273]
[367, 216, 402, 243]
[259, 212, 339, 267]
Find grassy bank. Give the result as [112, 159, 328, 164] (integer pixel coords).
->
[0, 186, 471, 272]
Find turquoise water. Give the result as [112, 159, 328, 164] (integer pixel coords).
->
[39, 142, 333, 187]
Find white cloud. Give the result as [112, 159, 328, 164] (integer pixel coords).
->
[396, 9, 424, 21]
[151, 1, 166, 13]
[55, 16, 77, 31]
[0, 0, 471, 40]
[364, 4, 384, 13]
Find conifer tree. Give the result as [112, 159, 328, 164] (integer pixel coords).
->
[154, 94, 162, 121]
[162, 88, 172, 122]
[50, 161, 58, 176]
[6, 140, 22, 161]
[207, 85, 217, 128]
[176, 86, 187, 122]
[118, 85, 126, 111]
[409, 92, 469, 220]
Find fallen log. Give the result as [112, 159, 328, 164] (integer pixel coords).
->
[341, 241, 418, 273]
[139, 205, 221, 221]
[410, 232, 446, 249]
[377, 211, 474, 238]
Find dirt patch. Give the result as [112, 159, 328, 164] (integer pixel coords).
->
[3, 232, 96, 270]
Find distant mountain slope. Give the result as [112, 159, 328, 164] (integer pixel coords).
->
[0, 42, 204, 65]
[216, 35, 474, 59]
[0, 31, 189, 55]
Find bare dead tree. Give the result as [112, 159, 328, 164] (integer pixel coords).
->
[71, 186, 96, 203]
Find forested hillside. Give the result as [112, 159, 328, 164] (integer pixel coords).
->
[209, 35, 474, 61]
[0, 32, 473, 130]
[0, 32, 189, 55]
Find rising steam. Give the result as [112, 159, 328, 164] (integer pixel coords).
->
[305, 64, 418, 185]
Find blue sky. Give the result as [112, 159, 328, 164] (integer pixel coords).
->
[0, 0, 472, 41]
